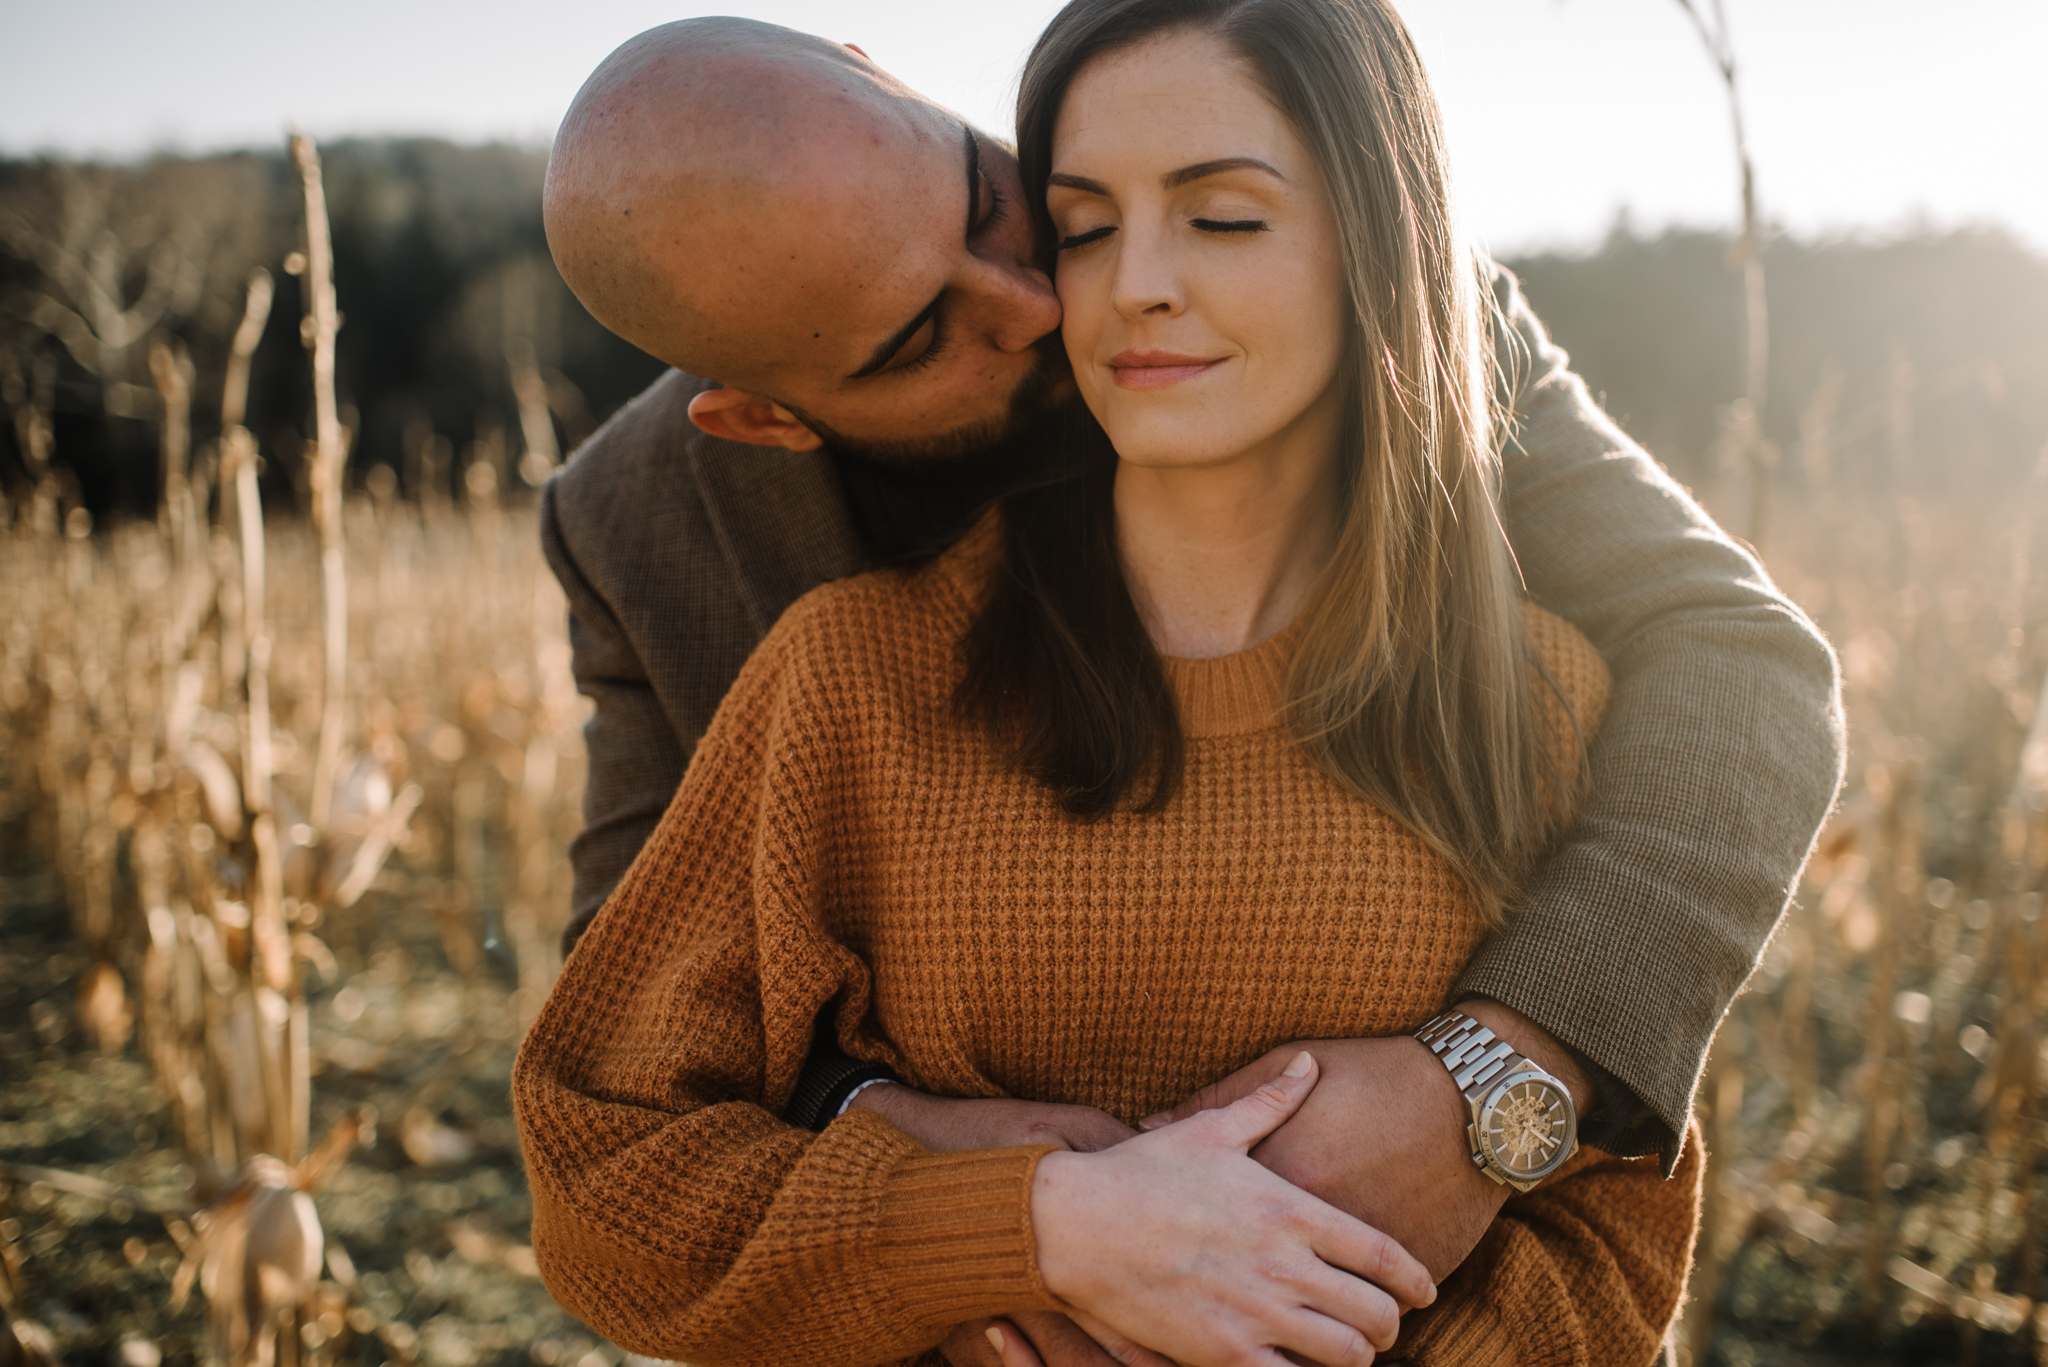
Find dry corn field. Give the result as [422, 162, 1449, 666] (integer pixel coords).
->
[3, 151, 2047, 1367]
[0, 479, 598, 1366]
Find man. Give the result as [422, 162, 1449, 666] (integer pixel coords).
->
[533, 16, 1841, 1364]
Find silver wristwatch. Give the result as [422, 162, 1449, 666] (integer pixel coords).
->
[1414, 1009, 1579, 1192]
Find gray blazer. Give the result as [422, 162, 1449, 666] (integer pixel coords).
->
[538, 267, 1844, 1165]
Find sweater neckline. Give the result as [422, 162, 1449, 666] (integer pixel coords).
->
[1161, 621, 1298, 738]
[935, 510, 1298, 738]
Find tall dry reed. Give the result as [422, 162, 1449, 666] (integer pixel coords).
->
[0, 134, 585, 1367]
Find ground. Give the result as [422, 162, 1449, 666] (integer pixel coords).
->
[0, 811, 615, 1367]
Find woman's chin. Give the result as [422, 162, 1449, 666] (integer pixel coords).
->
[1109, 438, 1246, 473]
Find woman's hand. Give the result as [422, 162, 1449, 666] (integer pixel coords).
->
[1030, 1052, 1435, 1367]
[849, 1083, 1139, 1154]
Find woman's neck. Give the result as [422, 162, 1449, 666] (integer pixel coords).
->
[1114, 424, 1342, 661]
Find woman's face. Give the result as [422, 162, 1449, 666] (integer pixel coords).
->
[1047, 28, 1349, 476]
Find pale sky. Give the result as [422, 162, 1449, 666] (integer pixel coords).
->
[4, 0, 2044, 255]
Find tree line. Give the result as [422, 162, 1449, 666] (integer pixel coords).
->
[2, 140, 2043, 520]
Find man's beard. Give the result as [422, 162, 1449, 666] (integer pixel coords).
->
[785, 337, 1078, 486]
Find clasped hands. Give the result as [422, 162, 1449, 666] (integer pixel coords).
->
[852, 1006, 1580, 1367]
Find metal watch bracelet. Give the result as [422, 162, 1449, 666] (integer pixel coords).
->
[1414, 1008, 1579, 1191]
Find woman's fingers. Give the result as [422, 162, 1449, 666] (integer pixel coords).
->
[1309, 1209, 1436, 1313]
[1286, 1262, 1404, 1355]
[1273, 1306, 1379, 1367]
[1194, 1049, 1319, 1153]
[1141, 1043, 1305, 1130]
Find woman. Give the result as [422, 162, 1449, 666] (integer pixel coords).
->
[514, 1, 1699, 1363]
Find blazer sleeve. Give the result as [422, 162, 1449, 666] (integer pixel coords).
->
[512, 599, 1058, 1366]
[539, 476, 690, 957]
[1463, 266, 1847, 1165]
[1394, 1123, 1704, 1367]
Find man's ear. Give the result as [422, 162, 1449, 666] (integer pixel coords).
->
[686, 386, 825, 452]
[843, 43, 871, 60]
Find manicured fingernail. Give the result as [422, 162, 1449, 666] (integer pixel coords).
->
[1284, 1049, 1314, 1078]
[985, 1326, 1005, 1353]
[1138, 1113, 1169, 1130]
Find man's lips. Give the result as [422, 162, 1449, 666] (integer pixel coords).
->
[1108, 349, 1225, 391]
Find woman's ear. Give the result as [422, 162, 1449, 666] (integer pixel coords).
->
[687, 386, 826, 451]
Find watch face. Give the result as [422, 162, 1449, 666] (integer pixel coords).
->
[1478, 1075, 1577, 1181]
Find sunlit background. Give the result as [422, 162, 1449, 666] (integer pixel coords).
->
[5, 4, 2048, 1367]
[4, 0, 2046, 253]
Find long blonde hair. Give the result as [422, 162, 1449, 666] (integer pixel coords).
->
[963, 0, 1566, 924]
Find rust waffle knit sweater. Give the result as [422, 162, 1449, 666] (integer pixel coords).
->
[513, 515, 1701, 1367]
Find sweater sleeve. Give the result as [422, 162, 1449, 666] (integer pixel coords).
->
[1393, 1121, 1704, 1367]
[1469, 264, 1844, 1167]
[512, 595, 1059, 1365]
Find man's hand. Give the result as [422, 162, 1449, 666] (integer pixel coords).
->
[848, 1082, 1138, 1153]
[1141, 1000, 1596, 1282]
[940, 1313, 1170, 1367]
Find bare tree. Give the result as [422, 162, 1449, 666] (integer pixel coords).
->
[1671, 6, 1772, 1361]
[1675, 0, 1772, 549]
[0, 167, 206, 422]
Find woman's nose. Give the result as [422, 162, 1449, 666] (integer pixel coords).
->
[1109, 234, 1182, 320]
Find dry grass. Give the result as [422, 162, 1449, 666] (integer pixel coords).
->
[0, 473, 586, 1366]
[1, 150, 2045, 1367]
[1, 136, 587, 1367]
[1670, 388, 2048, 1363]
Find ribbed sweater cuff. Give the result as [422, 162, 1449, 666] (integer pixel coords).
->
[875, 1146, 1061, 1327]
[1393, 1297, 1516, 1367]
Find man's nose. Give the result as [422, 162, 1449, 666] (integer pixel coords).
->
[965, 257, 1062, 354]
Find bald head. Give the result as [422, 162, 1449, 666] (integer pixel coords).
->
[547, 17, 1064, 460]
[546, 17, 954, 391]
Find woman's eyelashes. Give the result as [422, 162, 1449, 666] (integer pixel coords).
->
[1058, 225, 1116, 251]
[1056, 216, 1272, 252]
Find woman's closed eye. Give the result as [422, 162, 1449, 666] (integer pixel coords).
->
[1057, 217, 1270, 252]
[1058, 224, 1117, 252]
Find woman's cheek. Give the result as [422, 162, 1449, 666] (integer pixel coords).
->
[1055, 266, 1106, 372]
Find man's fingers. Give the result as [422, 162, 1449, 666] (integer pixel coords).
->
[1068, 1310, 1178, 1367]
[1056, 1110, 1142, 1153]
[1021, 1107, 1140, 1154]
[939, 1319, 1011, 1367]
[1005, 1310, 1131, 1367]
[987, 1321, 1049, 1367]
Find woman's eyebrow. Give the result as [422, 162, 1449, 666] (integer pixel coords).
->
[1163, 157, 1284, 188]
[1047, 172, 1108, 195]
[1047, 157, 1285, 196]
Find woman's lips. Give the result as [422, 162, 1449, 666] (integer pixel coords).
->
[1108, 350, 1224, 390]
